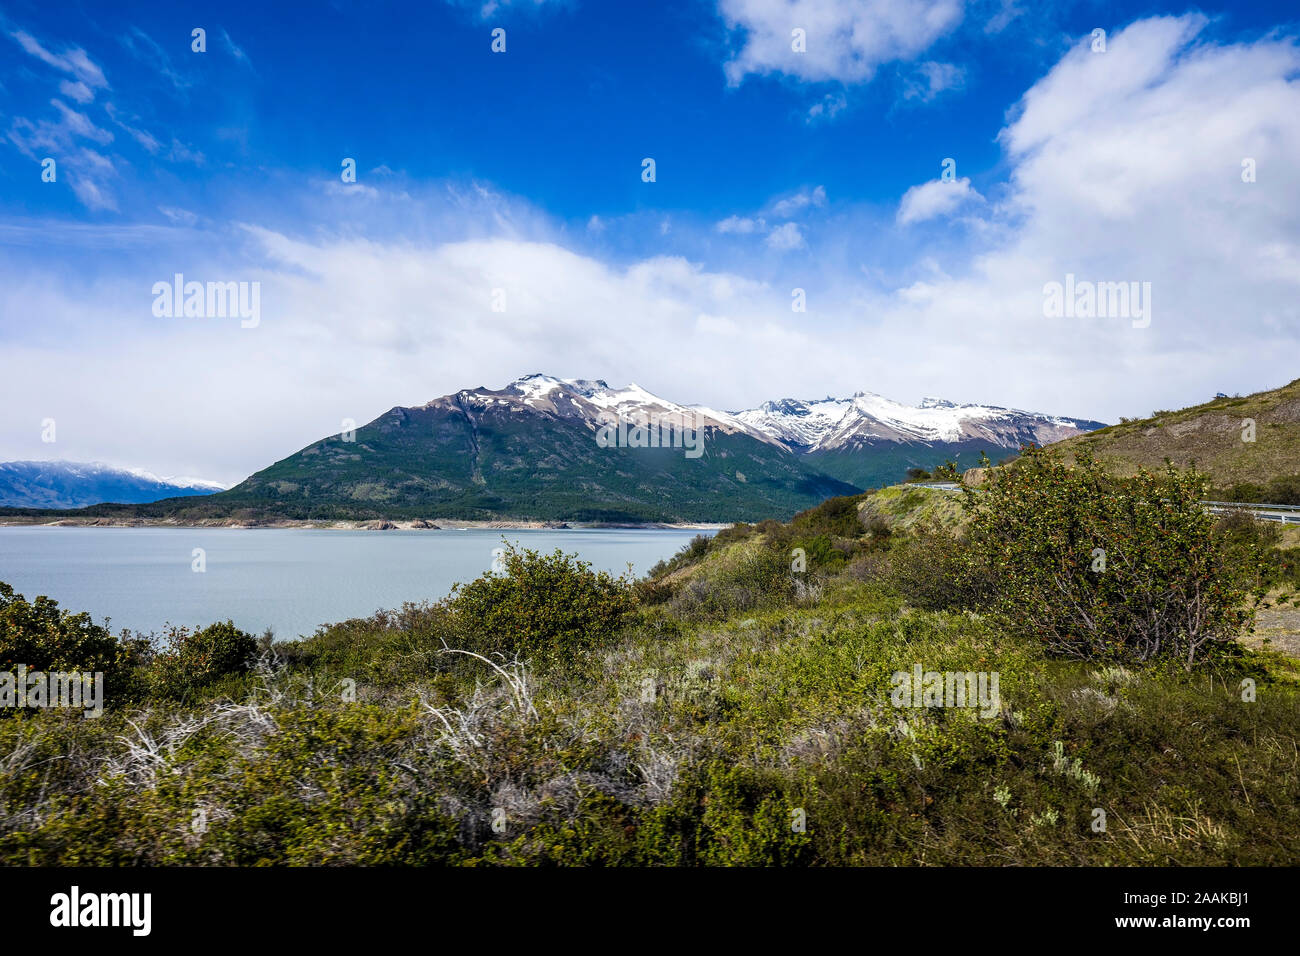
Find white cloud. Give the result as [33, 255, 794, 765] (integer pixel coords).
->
[49, 100, 113, 145]
[879, 14, 1300, 418]
[695, 313, 742, 335]
[5, 15, 1300, 479]
[158, 206, 200, 226]
[984, 0, 1023, 35]
[715, 187, 825, 242]
[896, 177, 983, 224]
[121, 27, 189, 92]
[720, 0, 965, 85]
[166, 139, 205, 165]
[902, 61, 965, 101]
[105, 103, 162, 153]
[58, 79, 94, 104]
[0, 231, 834, 482]
[219, 28, 252, 66]
[770, 185, 827, 218]
[446, 0, 570, 20]
[7, 100, 120, 211]
[806, 91, 847, 122]
[766, 221, 806, 250]
[69, 177, 117, 211]
[9, 30, 108, 89]
[3, 30, 124, 210]
[715, 215, 765, 234]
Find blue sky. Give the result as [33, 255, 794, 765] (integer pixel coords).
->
[1, 0, 1298, 483]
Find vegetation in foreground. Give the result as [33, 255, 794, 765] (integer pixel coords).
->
[1, 448, 1298, 866]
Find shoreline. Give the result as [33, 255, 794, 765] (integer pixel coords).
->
[0, 516, 729, 532]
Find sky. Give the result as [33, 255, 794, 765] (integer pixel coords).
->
[1, 0, 1298, 485]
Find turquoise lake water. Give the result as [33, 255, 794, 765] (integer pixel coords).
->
[0, 526, 707, 640]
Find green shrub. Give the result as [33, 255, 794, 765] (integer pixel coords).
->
[788, 495, 867, 538]
[0, 582, 143, 707]
[1217, 474, 1300, 506]
[887, 529, 988, 610]
[647, 534, 711, 578]
[792, 534, 850, 572]
[931, 459, 961, 482]
[963, 449, 1261, 668]
[1213, 511, 1300, 592]
[710, 522, 756, 550]
[149, 621, 258, 700]
[667, 545, 800, 620]
[446, 544, 635, 667]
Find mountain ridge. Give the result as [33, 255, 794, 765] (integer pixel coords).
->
[506, 372, 1104, 452]
[173, 374, 1103, 521]
[0, 460, 225, 510]
[0, 375, 1105, 519]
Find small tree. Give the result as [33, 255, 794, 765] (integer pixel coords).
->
[149, 620, 258, 699]
[931, 459, 961, 482]
[447, 545, 635, 667]
[962, 449, 1260, 668]
[0, 582, 142, 707]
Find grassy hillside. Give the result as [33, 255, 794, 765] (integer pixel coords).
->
[4, 465, 1299, 866]
[1048, 378, 1300, 500]
[857, 484, 967, 534]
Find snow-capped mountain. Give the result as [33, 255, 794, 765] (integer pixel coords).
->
[24, 375, 1104, 522]
[734, 391, 1103, 453]
[496, 374, 1103, 455]
[224, 372, 861, 523]
[0, 461, 226, 510]
[434, 373, 1105, 493]
[472, 373, 784, 445]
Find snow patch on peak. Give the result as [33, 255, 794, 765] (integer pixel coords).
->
[509, 373, 564, 401]
[472, 374, 1099, 455]
[122, 466, 227, 490]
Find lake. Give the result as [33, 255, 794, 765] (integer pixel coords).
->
[0, 526, 709, 640]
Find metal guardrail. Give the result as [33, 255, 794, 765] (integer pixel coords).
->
[1205, 503, 1300, 524]
[1203, 500, 1300, 512]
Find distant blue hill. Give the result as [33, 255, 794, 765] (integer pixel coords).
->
[0, 461, 226, 509]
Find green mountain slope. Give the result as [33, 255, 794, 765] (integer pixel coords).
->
[191, 395, 860, 523]
[804, 439, 1022, 489]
